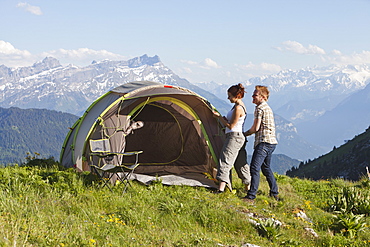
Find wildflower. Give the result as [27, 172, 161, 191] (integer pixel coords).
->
[304, 200, 312, 210]
[89, 239, 96, 246]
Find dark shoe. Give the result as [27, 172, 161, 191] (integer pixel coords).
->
[213, 190, 224, 194]
[269, 192, 280, 201]
[242, 197, 255, 204]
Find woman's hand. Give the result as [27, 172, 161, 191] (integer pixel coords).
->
[213, 110, 221, 118]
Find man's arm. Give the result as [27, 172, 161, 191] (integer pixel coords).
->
[244, 117, 261, 136]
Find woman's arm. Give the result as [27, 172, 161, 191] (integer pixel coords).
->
[214, 105, 244, 130]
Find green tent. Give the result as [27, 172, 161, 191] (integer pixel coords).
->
[60, 81, 225, 187]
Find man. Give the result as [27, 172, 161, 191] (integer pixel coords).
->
[243, 85, 279, 203]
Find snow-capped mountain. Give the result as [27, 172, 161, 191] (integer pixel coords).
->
[197, 64, 370, 122]
[0, 55, 230, 115]
[0, 55, 339, 161]
[250, 65, 370, 104]
[257, 65, 370, 124]
[248, 65, 370, 153]
[196, 64, 370, 157]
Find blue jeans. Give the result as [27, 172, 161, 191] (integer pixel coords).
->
[246, 142, 278, 200]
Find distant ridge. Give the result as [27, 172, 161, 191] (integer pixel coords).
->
[286, 126, 370, 181]
[0, 107, 78, 164]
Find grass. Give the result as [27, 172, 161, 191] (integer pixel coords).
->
[0, 159, 369, 246]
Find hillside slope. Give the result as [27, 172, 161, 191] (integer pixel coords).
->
[0, 107, 78, 164]
[286, 126, 370, 180]
[0, 163, 369, 246]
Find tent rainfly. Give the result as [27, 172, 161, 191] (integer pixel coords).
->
[60, 81, 226, 187]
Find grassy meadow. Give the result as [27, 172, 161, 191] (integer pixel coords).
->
[0, 157, 369, 246]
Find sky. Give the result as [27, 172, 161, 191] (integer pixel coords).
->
[1, 0, 370, 85]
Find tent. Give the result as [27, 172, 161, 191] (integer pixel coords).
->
[60, 81, 226, 187]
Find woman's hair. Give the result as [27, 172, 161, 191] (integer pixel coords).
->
[228, 83, 245, 99]
[255, 85, 270, 100]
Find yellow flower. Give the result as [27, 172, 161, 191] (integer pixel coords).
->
[304, 200, 312, 210]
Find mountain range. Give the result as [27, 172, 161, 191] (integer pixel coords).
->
[296, 82, 370, 150]
[1, 55, 369, 162]
[0, 55, 230, 116]
[196, 64, 370, 154]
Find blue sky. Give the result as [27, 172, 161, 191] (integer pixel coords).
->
[1, 0, 370, 85]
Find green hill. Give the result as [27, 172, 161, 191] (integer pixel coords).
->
[286, 126, 370, 180]
[0, 107, 78, 164]
[0, 162, 369, 246]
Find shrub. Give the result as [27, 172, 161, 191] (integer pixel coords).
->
[330, 212, 367, 238]
[328, 187, 370, 215]
[255, 218, 282, 241]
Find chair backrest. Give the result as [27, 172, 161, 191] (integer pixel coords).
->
[89, 121, 144, 166]
[90, 139, 111, 153]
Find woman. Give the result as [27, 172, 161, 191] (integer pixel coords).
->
[213, 83, 251, 193]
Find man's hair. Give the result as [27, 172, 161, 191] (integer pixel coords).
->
[255, 85, 270, 100]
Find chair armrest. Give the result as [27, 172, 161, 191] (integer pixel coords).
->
[90, 151, 143, 156]
[113, 151, 143, 156]
[90, 152, 115, 158]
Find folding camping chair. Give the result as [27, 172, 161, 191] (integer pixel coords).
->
[89, 121, 144, 193]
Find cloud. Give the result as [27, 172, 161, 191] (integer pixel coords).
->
[0, 40, 34, 67]
[237, 62, 282, 74]
[182, 67, 193, 73]
[180, 58, 221, 69]
[0, 40, 129, 67]
[332, 49, 342, 56]
[276, 41, 326, 55]
[180, 59, 198, 66]
[16, 2, 43, 15]
[325, 50, 370, 65]
[203, 58, 220, 69]
[0, 40, 31, 56]
[276, 40, 370, 65]
[41, 48, 127, 63]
